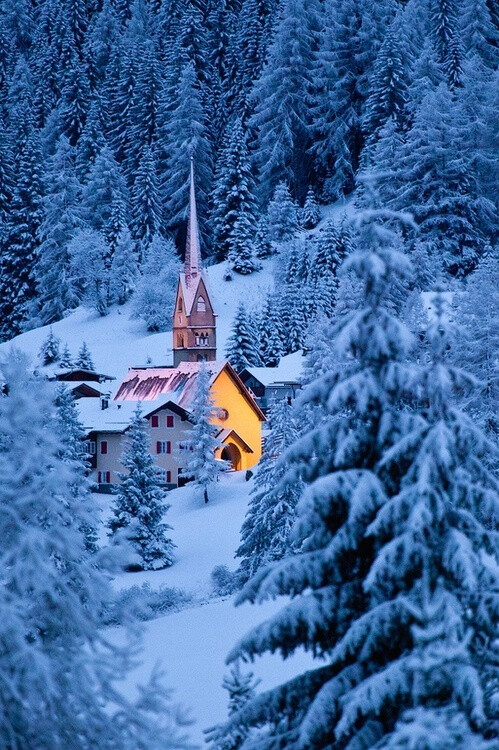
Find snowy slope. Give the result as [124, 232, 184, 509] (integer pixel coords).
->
[103, 471, 313, 746]
[0, 258, 275, 386]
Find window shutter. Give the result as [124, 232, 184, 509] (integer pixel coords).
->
[166, 415, 174, 428]
[167, 441, 171, 454]
[156, 441, 161, 454]
[98, 472, 101, 483]
[106, 472, 110, 483]
[166, 471, 171, 483]
[151, 415, 159, 428]
[101, 441, 108, 455]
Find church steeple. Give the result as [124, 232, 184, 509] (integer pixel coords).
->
[184, 156, 200, 287]
[172, 157, 217, 367]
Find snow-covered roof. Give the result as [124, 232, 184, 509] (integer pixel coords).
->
[113, 360, 226, 406]
[77, 395, 189, 434]
[245, 350, 305, 387]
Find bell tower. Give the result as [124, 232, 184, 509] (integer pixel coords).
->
[172, 158, 217, 366]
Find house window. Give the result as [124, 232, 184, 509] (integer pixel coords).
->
[177, 334, 184, 347]
[85, 440, 96, 454]
[178, 299, 183, 312]
[166, 415, 174, 428]
[100, 440, 108, 455]
[156, 441, 171, 454]
[156, 468, 167, 484]
[151, 415, 159, 428]
[98, 471, 111, 484]
[197, 296, 206, 312]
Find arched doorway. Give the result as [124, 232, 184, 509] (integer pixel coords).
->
[221, 443, 242, 471]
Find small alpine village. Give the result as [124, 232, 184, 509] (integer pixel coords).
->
[0, 0, 497, 748]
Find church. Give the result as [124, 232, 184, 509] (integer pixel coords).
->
[82, 160, 265, 490]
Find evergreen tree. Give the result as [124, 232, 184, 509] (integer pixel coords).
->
[249, 0, 317, 202]
[258, 294, 285, 367]
[82, 144, 130, 243]
[39, 328, 61, 366]
[461, 0, 499, 69]
[76, 341, 95, 370]
[0, 353, 188, 749]
[54, 383, 98, 552]
[109, 227, 138, 305]
[206, 662, 260, 750]
[182, 364, 227, 504]
[60, 58, 90, 146]
[132, 233, 180, 332]
[266, 182, 299, 245]
[33, 135, 83, 326]
[225, 304, 263, 372]
[130, 145, 163, 256]
[161, 61, 212, 247]
[452, 254, 499, 437]
[68, 228, 110, 315]
[59, 343, 74, 369]
[388, 84, 495, 277]
[310, 0, 395, 199]
[212, 208, 418, 747]
[0, 130, 44, 338]
[109, 404, 174, 570]
[212, 118, 259, 264]
[301, 187, 320, 229]
[363, 21, 410, 142]
[237, 398, 302, 582]
[430, 0, 463, 87]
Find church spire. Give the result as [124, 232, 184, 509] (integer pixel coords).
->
[184, 156, 200, 287]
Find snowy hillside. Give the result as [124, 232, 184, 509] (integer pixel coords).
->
[106, 472, 313, 745]
[0, 258, 274, 384]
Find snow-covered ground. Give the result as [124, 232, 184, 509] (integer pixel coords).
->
[104, 471, 313, 746]
[0, 258, 275, 385]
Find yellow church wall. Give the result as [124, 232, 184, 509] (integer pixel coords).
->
[209, 368, 263, 470]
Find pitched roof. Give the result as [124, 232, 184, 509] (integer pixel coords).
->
[244, 350, 305, 387]
[113, 360, 266, 421]
[78, 396, 191, 434]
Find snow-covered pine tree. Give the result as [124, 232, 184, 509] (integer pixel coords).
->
[266, 181, 299, 245]
[39, 327, 61, 366]
[109, 404, 174, 570]
[161, 60, 212, 248]
[68, 228, 111, 315]
[452, 253, 499, 437]
[205, 662, 260, 750]
[132, 233, 180, 332]
[258, 294, 285, 367]
[182, 364, 227, 504]
[59, 343, 74, 369]
[0, 353, 188, 749]
[330, 292, 499, 748]
[76, 341, 95, 370]
[248, 0, 317, 202]
[0, 130, 44, 339]
[32, 135, 83, 326]
[236, 397, 302, 582]
[310, 0, 395, 199]
[212, 206, 418, 748]
[301, 187, 320, 229]
[387, 83, 495, 278]
[430, 0, 463, 87]
[212, 118, 260, 272]
[54, 383, 98, 553]
[225, 303, 263, 372]
[109, 227, 139, 305]
[81, 144, 130, 245]
[130, 144, 163, 258]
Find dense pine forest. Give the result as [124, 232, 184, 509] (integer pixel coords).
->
[0, 0, 497, 341]
[0, 1, 498, 748]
